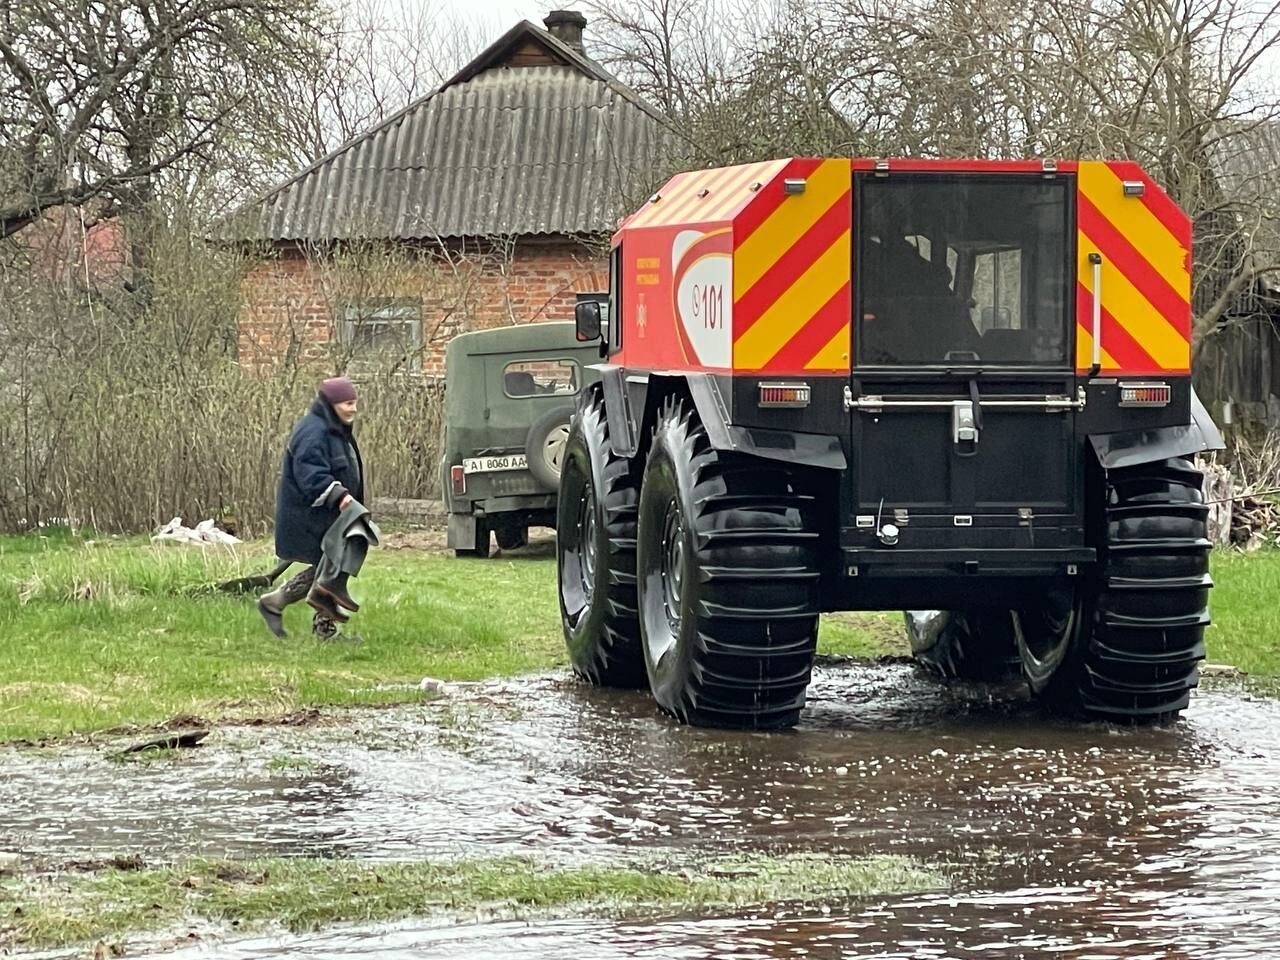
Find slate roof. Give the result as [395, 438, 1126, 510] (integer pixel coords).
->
[233, 18, 670, 242]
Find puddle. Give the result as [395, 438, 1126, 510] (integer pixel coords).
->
[3, 663, 1279, 957]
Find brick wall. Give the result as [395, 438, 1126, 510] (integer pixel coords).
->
[238, 238, 609, 376]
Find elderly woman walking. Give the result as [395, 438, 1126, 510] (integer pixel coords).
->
[258, 376, 375, 640]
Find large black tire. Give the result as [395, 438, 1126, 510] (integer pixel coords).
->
[526, 406, 575, 490]
[1020, 458, 1211, 722]
[636, 396, 821, 729]
[906, 610, 1020, 680]
[494, 521, 528, 551]
[557, 389, 646, 687]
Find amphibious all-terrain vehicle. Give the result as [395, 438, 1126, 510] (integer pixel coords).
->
[557, 157, 1223, 728]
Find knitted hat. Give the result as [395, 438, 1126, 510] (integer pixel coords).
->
[318, 376, 357, 405]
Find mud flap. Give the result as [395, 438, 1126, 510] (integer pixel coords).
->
[1089, 389, 1225, 470]
[448, 512, 477, 550]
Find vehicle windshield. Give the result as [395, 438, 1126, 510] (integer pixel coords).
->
[856, 176, 1071, 367]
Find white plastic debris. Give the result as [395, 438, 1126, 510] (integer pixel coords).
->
[151, 517, 241, 545]
[419, 677, 451, 697]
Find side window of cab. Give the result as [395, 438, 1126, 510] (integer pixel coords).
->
[502, 359, 581, 398]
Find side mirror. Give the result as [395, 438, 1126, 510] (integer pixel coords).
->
[575, 300, 602, 342]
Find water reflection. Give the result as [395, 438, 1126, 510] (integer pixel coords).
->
[3, 664, 1278, 958]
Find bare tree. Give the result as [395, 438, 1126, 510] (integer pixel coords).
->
[0, 0, 334, 240]
[825, 0, 1280, 337]
[595, 0, 1280, 339]
[271, 0, 499, 171]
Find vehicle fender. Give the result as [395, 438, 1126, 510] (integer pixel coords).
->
[595, 367, 845, 471]
[1089, 387, 1226, 470]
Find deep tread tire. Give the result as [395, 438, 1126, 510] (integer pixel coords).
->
[557, 388, 646, 687]
[637, 396, 820, 730]
[906, 611, 1020, 680]
[1031, 458, 1211, 723]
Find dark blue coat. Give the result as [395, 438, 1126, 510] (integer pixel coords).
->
[275, 397, 365, 565]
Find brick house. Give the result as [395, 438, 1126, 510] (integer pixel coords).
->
[233, 10, 668, 376]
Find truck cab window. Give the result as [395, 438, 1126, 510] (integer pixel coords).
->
[856, 176, 1070, 367]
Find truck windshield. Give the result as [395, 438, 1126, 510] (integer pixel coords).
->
[855, 175, 1071, 367]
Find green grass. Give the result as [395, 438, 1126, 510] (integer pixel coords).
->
[1, 853, 944, 950]
[819, 611, 909, 657]
[1, 535, 1277, 742]
[1205, 549, 1280, 675]
[0, 536, 563, 743]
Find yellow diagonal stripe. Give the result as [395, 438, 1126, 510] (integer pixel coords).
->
[628, 167, 719, 229]
[734, 159, 849, 299]
[651, 164, 744, 230]
[699, 160, 786, 224]
[805, 323, 850, 371]
[1075, 325, 1120, 371]
[734, 231, 850, 368]
[1076, 236, 1188, 370]
[1079, 162, 1190, 301]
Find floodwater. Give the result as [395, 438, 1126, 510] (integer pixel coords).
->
[4, 662, 1280, 958]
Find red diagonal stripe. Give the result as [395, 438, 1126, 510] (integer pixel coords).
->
[1078, 193, 1191, 339]
[757, 282, 851, 373]
[734, 193, 850, 342]
[1107, 162, 1191, 247]
[732, 157, 822, 245]
[1075, 281, 1164, 373]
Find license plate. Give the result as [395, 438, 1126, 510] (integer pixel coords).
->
[463, 454, 528, 474]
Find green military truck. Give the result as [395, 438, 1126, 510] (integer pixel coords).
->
[441, 320, 603, 558]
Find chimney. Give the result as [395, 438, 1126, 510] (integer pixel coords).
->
[544, 9, 587, 53]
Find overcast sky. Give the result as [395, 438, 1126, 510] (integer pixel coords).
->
[430, 0, 580, 34]
[400, 0, 1280, 107]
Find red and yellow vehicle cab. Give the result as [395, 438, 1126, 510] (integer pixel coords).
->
[556, 157, 1223, 731]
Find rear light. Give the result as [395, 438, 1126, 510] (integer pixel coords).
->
[1118, 382, 1172, 407]
[758, 382, 811, 408]
[450, 465, 466, 496]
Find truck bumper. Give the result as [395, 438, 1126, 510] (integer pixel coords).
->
[843, 546, 1096, 579]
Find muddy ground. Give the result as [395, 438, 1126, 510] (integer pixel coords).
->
[4, 661, 1279, 958]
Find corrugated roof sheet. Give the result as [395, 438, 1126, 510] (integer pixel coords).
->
[233, 23, 669, 242]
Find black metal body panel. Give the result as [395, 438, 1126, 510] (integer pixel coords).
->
[1089, 386, 1224, 468]
[731, 376, 848, 436]
[1078, 377, 1190, 433]
[596, 366, 849, 471]
[826, 572, 1083, 611]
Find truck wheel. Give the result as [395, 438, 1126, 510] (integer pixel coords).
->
[557, 389, 646, 687]
[636, 396, 821, 730]
[494, 521, 528, 551]
[526, 407, 575, 489]
[906, 610, 1020, 680]
[1021, 458, 1210, 722]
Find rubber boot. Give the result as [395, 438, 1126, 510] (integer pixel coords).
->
[257, 587, 289, 638]
[306, 586, 349, 623]
[257, 567, 314, 638]
[313, 571, 359, 612]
